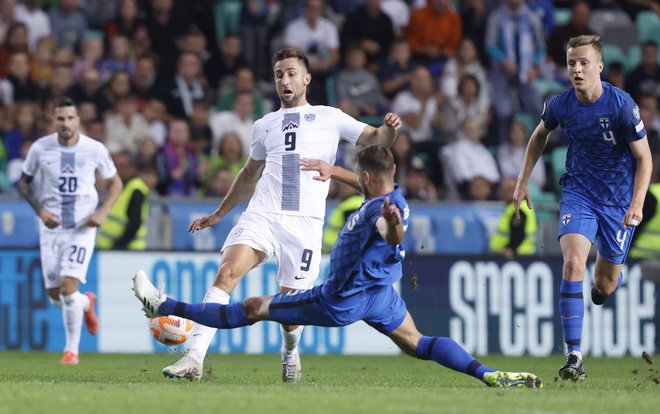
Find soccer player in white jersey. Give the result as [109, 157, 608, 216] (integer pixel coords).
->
[18, 97, 122, 365]
[162, 47, 401, 382]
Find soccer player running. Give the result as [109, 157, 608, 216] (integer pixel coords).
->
[513, 35, 653, 381]
[162, 48, 401, 382]
[135, 145, 542, 388]
[18, 97, 122, 364]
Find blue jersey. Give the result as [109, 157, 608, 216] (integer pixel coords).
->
[542, 82, 646, 206]
[323, 185, 409, 298]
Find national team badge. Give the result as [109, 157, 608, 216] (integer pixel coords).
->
[633, 105, 640, 121]
[561, 213, 572, 225]
[304, 113, 316, 122]
[599, 117, 610, 129]
[281, 113, 300, 131]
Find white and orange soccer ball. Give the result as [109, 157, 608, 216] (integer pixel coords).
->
[149, 316, 194, 345]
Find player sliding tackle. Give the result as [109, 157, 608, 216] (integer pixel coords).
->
[134, 145, 542, 388]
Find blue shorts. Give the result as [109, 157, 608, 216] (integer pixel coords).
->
[269, 284, 408, 334]
[558, 191, 635, 264]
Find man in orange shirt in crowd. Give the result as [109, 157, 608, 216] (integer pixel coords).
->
[405, 0, 463, 64]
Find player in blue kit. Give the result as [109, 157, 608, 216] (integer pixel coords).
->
[514, 35, 653, 381]
[134, 145, 543, 388]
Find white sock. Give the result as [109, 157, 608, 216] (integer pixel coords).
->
[281, 325, 303, 365]
[186, 287, 230, 364]
[61, 292, 85, 354]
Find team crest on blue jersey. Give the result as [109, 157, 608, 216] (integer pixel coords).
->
[561, 213, 571, 225]
[281, 113, 300, 131]
[599, 117, 610, 129]
[633, 105, 640, 121]
[304, 113, 316, 122]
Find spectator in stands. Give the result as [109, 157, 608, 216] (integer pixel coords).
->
[67, 67, 112, 115]
[136, 135, 159, 169]
[142, 98, 167, 146]
[96, 149, 152, 251]
[547, 1, 592, 82]
[15, 0, 51, 52]
[405, 0, 463, 66]
[132, 54, 158, 104]
[639, 94, 660, 154]
[390, 129, 414, 190]
[210, 90, 255, 158]
[102, 69, 132, 111]
[176, 24, 211, 67]
[105, 0, 141, 41]
[72, 31, 105, 81]
[339, 0, 394, 70]
[381, 0, 410, 37]
[3, 51, 40, 103]
[460, 0, 489, 65]
[526, 0, 555, 37]
[84, 0, 119, 30]
[442, 73, 491, 141]
[131, 24, 152, 58]
[105, 94, 150, 155]
[204, 33, 246, 92]
[0, 0, 17, 44]
[97, 34, 135, 82]
[489, 176, 537, 259]
[404, 155, 439, 201]
[238, 0, 270, 82]
[336, 45, 389, 119]
[497, 120, 546, 189]
[49, 0, 88, 51]
[282, 0, 340, 105]
[44, 62, 74, 105]
[485, 0, 545, 143]
[441, 37, 489, 112]
[204, 131, 246, 188]
[444, 117, 500, 200]
[30, 35, 56, 90]
[380, 37, 419, 99]
[204, 165, 233, 198]
[1, 100, 40, 162]
[467, 176, 494, 201]
[214, 66, 266, 119]
[144, 0, 191, 76]
[605, 61, 625, 90]
[189, 99, 213, 155]
[0, 21, 29, 78]
[155, 118, 200, 197]
[155, 51, 209, 119]
[625, 41, 660, 102]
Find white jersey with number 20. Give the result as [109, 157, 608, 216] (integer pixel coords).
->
[248, 104, 366, 220]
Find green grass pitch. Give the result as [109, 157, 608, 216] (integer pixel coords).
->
[2, 352, 659, 414]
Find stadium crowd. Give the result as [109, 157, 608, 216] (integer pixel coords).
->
[0, 0, 659, 203]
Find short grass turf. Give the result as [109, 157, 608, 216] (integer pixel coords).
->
[1, 352, 659, 414]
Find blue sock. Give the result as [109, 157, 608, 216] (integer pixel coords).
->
[158, 298, 250, 328]
[416, 336, 495, 384]
[559, 279, 584, 354]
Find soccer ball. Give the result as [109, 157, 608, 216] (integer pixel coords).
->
[149, 316, 194, 345]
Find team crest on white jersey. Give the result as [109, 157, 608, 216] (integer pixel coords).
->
[599, 117, 610, 129]
[281, 113, 300, 131]
[304, 113, 316, 122]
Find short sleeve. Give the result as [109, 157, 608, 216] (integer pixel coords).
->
[249, 119, 267, 160]
[619, 95, 646, 142]
[22, 141, 40, 176]
[96, 144, 117, 179]
[334, 108, 367, 146]
[541, 96, 559, 131]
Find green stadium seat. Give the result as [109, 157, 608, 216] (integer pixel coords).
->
[601, 44, 626, 72]
[214, 0, 242, 43]
[636, 11, 660, 44]
[326, 75, 337, 107]
[554, 8, 572, 26]
[514, 112, 538, 136]
[533, 79, 563, 100]
[625, 45, 641, 73]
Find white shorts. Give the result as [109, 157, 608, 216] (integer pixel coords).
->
[40, 225, 97, 289]
[222, 211, 323, 290]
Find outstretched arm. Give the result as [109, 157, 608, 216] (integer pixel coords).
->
[514, 121, 551, 219]
[356, 112, 402, 148]
[300, 158, 361, 191]
[189, 157, 265, 232]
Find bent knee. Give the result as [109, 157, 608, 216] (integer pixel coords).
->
[563, 257, 586, 279]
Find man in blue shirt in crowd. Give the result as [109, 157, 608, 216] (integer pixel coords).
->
[134, 145, 542, 388]
[513, 34, 652, 381]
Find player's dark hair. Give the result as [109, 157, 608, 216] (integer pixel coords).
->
[54, 96, 76, 110]
[566, 35, 603, 59]
[356, 145, 395, 179]
[272, 48, 310, 71]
